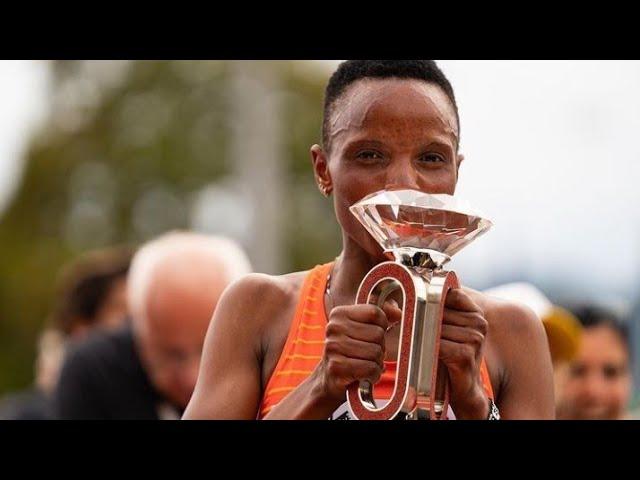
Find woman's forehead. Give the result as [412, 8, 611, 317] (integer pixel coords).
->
[328, 78, 458, 148]
[581, 326, 630, 358]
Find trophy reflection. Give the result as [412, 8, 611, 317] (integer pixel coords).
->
[347, 189, 493, 420]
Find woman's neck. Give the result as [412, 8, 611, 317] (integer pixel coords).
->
[329, 235, 389, 307]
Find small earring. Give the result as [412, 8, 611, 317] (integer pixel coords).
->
[319, 184, 330, 197]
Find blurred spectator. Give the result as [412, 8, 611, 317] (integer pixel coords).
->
[555, 305, 632, 420]
[54, 231, 252, 419]
[0, 329, 65, 419]
[484, 282, 583, 417]
[485, 283, 582, 364]
[52, 246, 133, 337]
[0, 246, 133, 420]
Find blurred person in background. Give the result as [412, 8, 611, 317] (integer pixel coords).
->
[0, 247, 133, 420]
[484, 283, 583, 413]
[51, 246, 134, 338]
[0, 330, 65, 420]
[54, 231, 252, 419]
[555, 305, 632, 420]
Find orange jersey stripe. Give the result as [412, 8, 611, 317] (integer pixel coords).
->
[285, 354, 323, 361]
[298, 323, 323, 330]
[293, 339, 325, 345]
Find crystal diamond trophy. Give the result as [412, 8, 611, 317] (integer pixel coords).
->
[346, 189, 492, 420]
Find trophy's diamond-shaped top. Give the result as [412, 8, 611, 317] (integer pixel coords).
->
[350, 189, 493, 266]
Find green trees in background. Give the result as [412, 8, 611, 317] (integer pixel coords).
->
[0, 60, 342, 393]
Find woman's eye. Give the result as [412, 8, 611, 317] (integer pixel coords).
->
[355, 151, 383, 161]
[419, 153, 445, 163]
[569, 364, 587, 378]
[603, 364, 626, 380]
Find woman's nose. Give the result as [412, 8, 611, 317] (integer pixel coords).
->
[384, 157, 420, 191]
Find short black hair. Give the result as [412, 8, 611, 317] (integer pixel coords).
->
[322, 60, 460, 151]
[570, 304, 630, 353]
[51, 246, 134, 335]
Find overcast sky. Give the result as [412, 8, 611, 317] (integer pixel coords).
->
[0, 61, 49, 214]
[437, 61, 640, 305]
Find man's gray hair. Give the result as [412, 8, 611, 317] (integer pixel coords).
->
[127, 230, 252, 325]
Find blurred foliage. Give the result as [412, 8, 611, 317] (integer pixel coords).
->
[0, 60, 342, 393]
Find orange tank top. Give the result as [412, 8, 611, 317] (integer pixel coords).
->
[258, 263, 494, 418]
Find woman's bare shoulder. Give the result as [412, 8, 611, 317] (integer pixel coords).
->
[465, 287, 543, 337]
[215, 270, 311, 330]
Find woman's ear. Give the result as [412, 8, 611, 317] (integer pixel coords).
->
[456, 153, 465, 178]
[311, 144, 333, 197]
